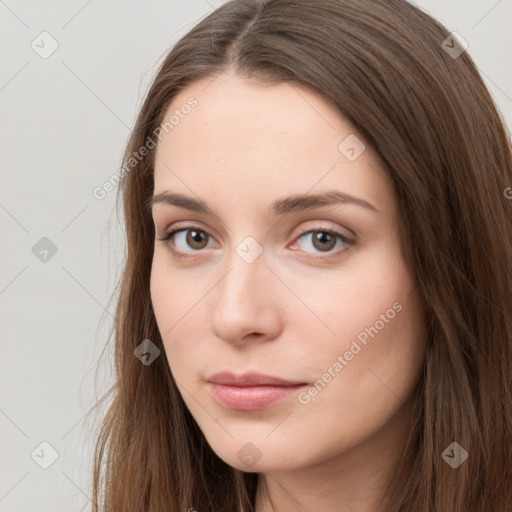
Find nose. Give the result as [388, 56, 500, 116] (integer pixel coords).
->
[210, 253, 282, 347]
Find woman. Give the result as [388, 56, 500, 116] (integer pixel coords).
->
[91, 0, 512, 510]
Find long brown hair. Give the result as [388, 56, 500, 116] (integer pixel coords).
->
[90, 0, 512, 510]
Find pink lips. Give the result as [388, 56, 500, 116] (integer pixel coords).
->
[206, 371, 307, 411]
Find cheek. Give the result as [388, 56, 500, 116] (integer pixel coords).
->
[289, 284, 424, 462]
[150, 256, 218, 387]
[150, 260, 173, 330]
[291, 247, 424, 402]
[286, 242, 414, 355]
[149, 254, 200, 327]
[300, 272, 424, 410]
[149, 259, 191, 366]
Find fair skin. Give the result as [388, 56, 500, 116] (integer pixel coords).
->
[150, 70, 426, 512]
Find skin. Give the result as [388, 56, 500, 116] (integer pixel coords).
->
[150, 69, 427, 512]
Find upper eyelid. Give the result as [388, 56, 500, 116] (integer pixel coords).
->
[160, 221, 220, 242]
[157, 216, 354, 236]
[160, 221, 349, 236]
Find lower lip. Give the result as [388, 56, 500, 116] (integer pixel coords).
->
[207, 383, 306, 411]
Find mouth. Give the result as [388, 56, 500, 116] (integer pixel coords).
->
[206, 371, 308, 411]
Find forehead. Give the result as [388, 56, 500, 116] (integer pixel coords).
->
[153, 71, 393, 216]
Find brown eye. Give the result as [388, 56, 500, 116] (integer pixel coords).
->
[292, 227, 355, 260]
[311, 231, 337, 252]
[185, 229, 209, 250]
[156, 227, 214, 255]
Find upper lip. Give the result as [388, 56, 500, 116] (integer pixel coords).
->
[207, 371, 307, 387]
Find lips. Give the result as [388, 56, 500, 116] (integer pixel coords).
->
[206, 371, 308, 411]
[206, 371, 307, 387]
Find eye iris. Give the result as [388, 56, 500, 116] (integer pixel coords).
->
[312, 231, 336, 251]
[186, 229, 208, 249]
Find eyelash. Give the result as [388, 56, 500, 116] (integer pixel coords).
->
[156, 225, 355, 261]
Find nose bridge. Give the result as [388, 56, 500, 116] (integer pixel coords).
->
[218, 241, 268, 307]
[210, 237, 279, 343]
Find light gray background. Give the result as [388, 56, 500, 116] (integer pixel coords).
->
[1, 1, 511, 510]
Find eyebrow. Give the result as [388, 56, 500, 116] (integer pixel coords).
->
[150, 190, 379, 217]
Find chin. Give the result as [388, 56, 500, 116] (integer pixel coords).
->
[205, 436, 307, 474]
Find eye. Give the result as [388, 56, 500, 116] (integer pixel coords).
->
[292, 227, 355, 259]
[156, 225, 355, 260]
[156, 226, 215, 258]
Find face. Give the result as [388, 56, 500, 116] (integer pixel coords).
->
[150, 70, 426, 475]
